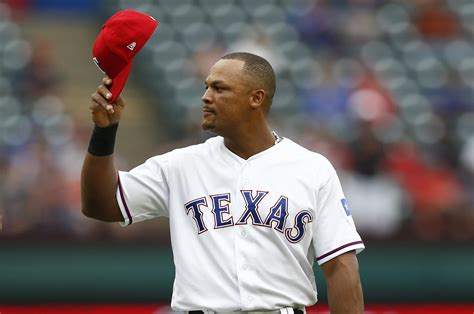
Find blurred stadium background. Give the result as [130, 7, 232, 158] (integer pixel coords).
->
[0, 0, 473, 313]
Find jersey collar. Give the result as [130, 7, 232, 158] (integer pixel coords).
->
[219, 133, 285, 165]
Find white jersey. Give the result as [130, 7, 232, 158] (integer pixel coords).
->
[116, 136, 364, 312]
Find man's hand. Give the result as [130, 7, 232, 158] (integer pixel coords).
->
[90, 77, 125, 127]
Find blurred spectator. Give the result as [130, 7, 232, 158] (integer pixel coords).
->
[342, 121, 407, 238]
[3, 136, 66, 236]
[187, 46, 226, 80]
[5, 0, 30, 18]
[295, 121, 351, 170]
[459, 137, 474, 210]
[288, 0, 342, 52]
[347, 70, 396, 125]
[425, 72, 470, 116]
[19, 41, 61, 102]
[460, 137, 474, 176]
[301, 58, 352, 125]
[342, 5, 380, 45]
[413, 0, 462, 40]
[385, 141, 466, 240]
[228, 26, 284, 73]
[350, 121, 385, 176]
[0, 154, 8, 232]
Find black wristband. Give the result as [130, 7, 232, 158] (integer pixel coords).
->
[87, 123, 119, 156]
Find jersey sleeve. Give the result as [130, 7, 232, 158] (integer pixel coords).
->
[116, 153, 171, 226]
[313, 161, 365, 265]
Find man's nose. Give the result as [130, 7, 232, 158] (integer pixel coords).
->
[202, 89, 212, 104]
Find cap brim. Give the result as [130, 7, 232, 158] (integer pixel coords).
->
[109, 61, 132, 104]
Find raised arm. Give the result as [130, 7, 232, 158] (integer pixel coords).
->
[81, 77, 125, 222]
[321, 251, 364, 314]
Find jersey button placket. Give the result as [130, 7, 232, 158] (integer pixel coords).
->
[235, 227, 254, 308]
[235, 161, 256, 310]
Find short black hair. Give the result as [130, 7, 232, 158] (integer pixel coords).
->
[221, 52, 276, 105]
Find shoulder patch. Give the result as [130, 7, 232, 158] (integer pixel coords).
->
[341, 198, 351, 216]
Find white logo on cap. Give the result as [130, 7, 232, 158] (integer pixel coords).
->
[92, 57, 106, 74]
[127, 42, 136, 51]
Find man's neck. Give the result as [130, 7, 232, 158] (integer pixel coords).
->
[223, 127, 276, 160]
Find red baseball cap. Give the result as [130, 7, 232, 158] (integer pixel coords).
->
[92, 10, 158, 103]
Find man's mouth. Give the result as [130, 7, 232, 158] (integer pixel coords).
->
[203, 106, 215, 116]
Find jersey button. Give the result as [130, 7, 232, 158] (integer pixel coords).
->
[242, 263, 249, 270]
[241, 230, 247, 238]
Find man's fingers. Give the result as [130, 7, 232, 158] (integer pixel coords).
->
[102, 76, 112, 86]
[91, 91, 114, 113]
[89, 102, 102, 113]
[90, 78, 119, 115]
[97, 84, 113, 102]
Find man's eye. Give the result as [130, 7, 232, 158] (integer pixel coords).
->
[215, 87, 223, 93]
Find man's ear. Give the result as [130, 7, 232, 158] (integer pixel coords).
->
[249, 89, 266, 109]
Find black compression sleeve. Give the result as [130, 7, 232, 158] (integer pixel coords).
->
[87, 123, 119, 156]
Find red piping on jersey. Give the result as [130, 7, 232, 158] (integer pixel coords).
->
[316, 241, 364, 261]
[117, 172, 133, 225]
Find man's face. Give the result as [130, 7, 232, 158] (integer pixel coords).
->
[201, 59, 252, 135]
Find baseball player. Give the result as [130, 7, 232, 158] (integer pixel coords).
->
[82, 52, 365, 313]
